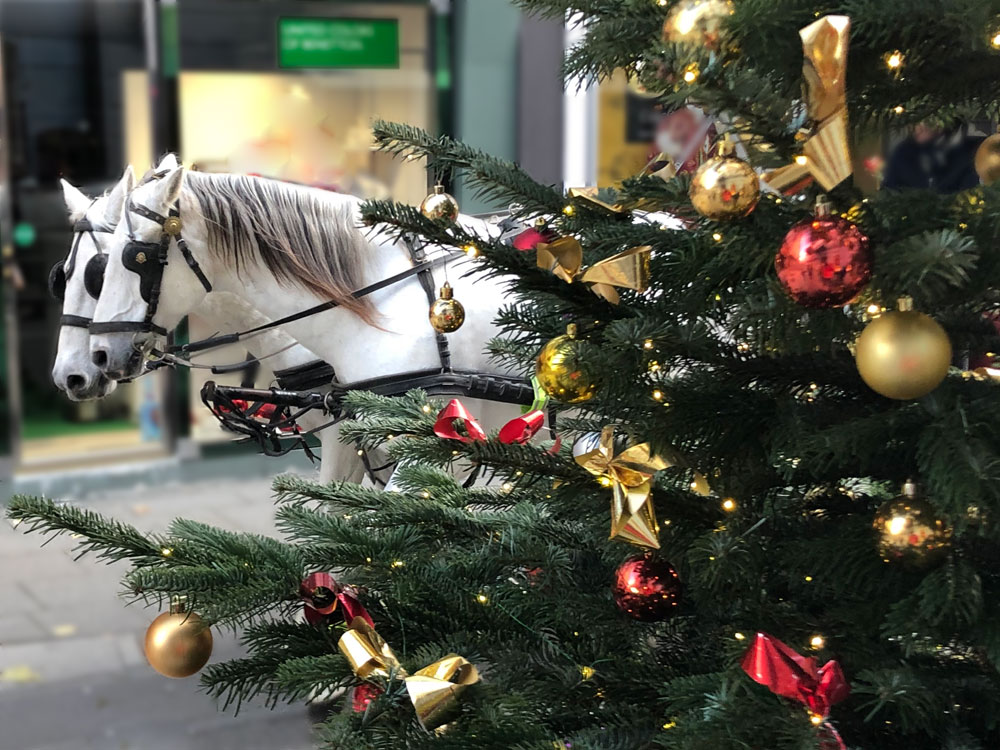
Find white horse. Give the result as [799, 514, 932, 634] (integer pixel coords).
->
[89, 166, 522, 445]
[54, 163, 369, 483]
[52, 168, 134, 400]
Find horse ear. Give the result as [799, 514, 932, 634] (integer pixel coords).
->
[61, 179, 91, 221]
[149, 166, 185, 208]
[155, 153, 179, 172]
[103, 165, 135, 226]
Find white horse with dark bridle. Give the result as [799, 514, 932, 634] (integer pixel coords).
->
[86, 165, 527, 473]
[51, 161, 374, 483]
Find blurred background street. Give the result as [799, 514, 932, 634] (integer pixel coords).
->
[1, 455, 316, 750]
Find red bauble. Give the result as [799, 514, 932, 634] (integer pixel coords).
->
[611, 555, 682, 622]
[352, 683, 382, 712]
[775, 209, 871, 308]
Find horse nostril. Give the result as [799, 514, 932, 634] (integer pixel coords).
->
[92, 349, 108, 368]
[66, 374, 87, 392]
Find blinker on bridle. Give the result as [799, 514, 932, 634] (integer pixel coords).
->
[87, 195, 212, 338]
[48, 207, 114, 329]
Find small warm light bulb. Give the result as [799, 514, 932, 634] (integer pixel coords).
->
[712, 232, 723, 242]
[422, 404, 432, 413]
[992, 31, 1000, 48]
[866, 303, 882, 315]
[501, 482, 514, 493]
[391, 560, 405, 568]
[893, 105, 905, 114]
[682, 62, 700, 83]
[160, 547, 173, 557]
[464, 244, 480, 258]
[794, 155, 808, 166]
[804, 575, 813, 582]
[598, 476, 613, 487]
[643, 339, 654, 350]
[810, 635, 825, 649]
[652, 389, 664, 401]
[563, 204, 575, 216]
[885, 50, 904, 70]
[657, 0, 669, 6]
[476, 593, 489, 604]
[734, 632, 746, 640]
[421, 490, 431, 499]
[580, 665, 596, 680]
[810, 712, 824, 726]
[662, 720, 677, 730]
[721, 498, 736, 512]
[356, 449, 364, 455]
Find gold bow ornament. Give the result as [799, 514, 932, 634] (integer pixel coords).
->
[761, 16, 852, 194]
[575, 426, 673, 549]
[338, 617, 480, 730]
[567, 187, 630, 217]
[537, 237, 651, 305]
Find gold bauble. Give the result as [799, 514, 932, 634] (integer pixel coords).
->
[874, 482, 951, 566]
[420, 184, 460, 221]
[689, 141, 760, 220]
[663, 0, 734, 50]
[855, 298, 951, 400]
[535, 324, 599, 404]
[144, 606, 213, 678]
[429, 282, 466, 333]
[974, 132, 1000, 186]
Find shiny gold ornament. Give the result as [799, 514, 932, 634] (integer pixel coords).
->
[761, 16, 852, 193]
[689, 137, 761, 220]
[575, 426, 674, 549]
[662, 0, 734, 50]
[535, 324, 600, 404]
[143, 599, 213, 678]
[420, 185, 460, 221]
[974, 132, 1000, 186]
[338, 617, 479, 730]
[536, 237, 650, 304]
[874, 481, 951, 566]
[428, 282, 465, 333]
[855, 296, 952, 400]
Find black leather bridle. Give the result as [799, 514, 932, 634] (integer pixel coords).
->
[48, 211, 114, 329]
[88, 197, 212, 338]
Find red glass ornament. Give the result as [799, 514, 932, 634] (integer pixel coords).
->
[775, 205, 871, 308]
[352, 683, 382, 712]
[513, 226, 557, 251]
[611, 555, 682, 622]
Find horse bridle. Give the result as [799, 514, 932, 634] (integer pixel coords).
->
[88, 197, 212, 338]
[48, 210, 113, 329]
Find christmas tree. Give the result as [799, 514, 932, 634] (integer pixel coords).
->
[10, 1, 1000, 748]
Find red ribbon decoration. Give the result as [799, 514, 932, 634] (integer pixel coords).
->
[433, 399, 487, 443]
[300, 572, 373, 627]
[498, 410, 545, 444]
[512, 226, 557, 251]
[741, 632, 849, 718]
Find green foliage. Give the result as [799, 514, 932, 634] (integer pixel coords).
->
[8, 1, 1000, 748]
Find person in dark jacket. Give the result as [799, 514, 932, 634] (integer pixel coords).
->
[883, 123, 985, 193]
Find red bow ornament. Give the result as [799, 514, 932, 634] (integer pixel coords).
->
[300, 572, 372, 627]
[741, 632, 849, 747]
[433, 399, 487, 443]
[498, 410, 545, 444]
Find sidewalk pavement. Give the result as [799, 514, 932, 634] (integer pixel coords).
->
[0, 458, 319, 750]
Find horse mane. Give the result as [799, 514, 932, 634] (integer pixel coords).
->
[182, 171, 377, 325]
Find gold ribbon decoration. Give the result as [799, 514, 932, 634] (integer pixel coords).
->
[574, 426, 673, 549]
[761, 16, 852, 194]
[338, 617, 480, 730]
[536, 238, 651, 305]
[567, 187, 629, 217]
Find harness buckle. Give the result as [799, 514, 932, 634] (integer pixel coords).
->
[163, 216, 183, 236]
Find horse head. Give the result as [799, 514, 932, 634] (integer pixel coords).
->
[50, 166, 134, 400]
[91, 163, 215, 380]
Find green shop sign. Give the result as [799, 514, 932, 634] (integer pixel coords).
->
[279, 17, 400, 69]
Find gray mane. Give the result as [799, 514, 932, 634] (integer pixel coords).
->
[183, 171, 376, 324]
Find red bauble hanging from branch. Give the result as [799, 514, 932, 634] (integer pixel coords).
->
[775, 197, 872, 308]
[611, 554, 682, 622]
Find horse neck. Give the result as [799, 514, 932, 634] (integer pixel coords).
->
[189, 184, 505, 383]
[192, 293, 324, 373]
